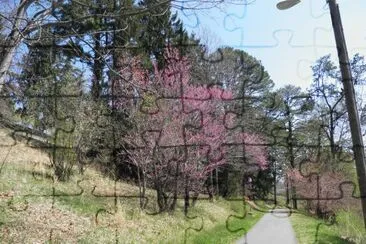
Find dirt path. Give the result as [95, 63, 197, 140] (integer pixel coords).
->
[236, 209, 298, 244]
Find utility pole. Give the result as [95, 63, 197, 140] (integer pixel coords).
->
[327, 0, 366, 228]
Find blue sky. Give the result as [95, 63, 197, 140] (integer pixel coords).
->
[178, 0, 366, 90]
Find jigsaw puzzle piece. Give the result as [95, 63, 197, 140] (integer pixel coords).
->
[92, 178, 154, 243]
[225, 199, 256, 234]
[287, 157, 360, 221]
[183, 213, 204, 244]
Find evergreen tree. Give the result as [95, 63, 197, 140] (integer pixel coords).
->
[17, 30, 83, 133]
[133, 0, 189, 68]
[52, 0, 117, 100]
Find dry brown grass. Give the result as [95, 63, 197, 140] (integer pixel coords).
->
[0, 128, 49, 165]
[1, 201, 91, 243]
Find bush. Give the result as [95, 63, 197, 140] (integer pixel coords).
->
[288, 167, 357, 217]
[50, 130, 77, 181]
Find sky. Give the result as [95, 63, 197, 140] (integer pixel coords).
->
[177, 0, 366, 91]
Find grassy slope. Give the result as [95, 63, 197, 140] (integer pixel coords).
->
[336, 210, 366, 243]
[290, 211, 366, 244]
[290, 213, 351, 244]
[0, 128, 263, 243]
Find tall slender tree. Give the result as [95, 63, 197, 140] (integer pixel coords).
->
[265, 85, 313, 209]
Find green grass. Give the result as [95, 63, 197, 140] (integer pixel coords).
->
[335, 209, 366, 243]
[188, 206, 264, 244]
[290, 213, 353, 244]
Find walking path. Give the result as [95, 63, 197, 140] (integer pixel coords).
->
[236, 209, 298, 244]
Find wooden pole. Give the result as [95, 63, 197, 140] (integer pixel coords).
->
[328, 0, 366, 228]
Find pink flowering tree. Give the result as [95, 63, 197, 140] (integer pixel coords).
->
[287, 162, 356, 218]
[113, 47, 268, 212]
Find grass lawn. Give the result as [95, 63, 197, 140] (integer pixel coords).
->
[188, 207, 264, 244]
[290, 213, 353, 244]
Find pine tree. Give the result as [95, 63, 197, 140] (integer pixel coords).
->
[17, 29, 83, 133]
[132, 0, 189, 68]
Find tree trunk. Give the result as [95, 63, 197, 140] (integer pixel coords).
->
[206, 183, 213, 201]
[287, 104, 297, 209]
[292, 186, 298, 209]
[170, 160, 180, 212]
[156, 185, 166, 212]
[191, 191, 199, 207]
[184, 175, 190, 216]
[209, 170, 214, 201]
[242, 174, 246, 198]
[215, 169, 219, 198]
[329, 111, 337, 163]
[286, 175, 290, 206]
[92, 32, 103, 100]
[273, 159, 277, 205]
[137, 166, 146, 209]
[0, 0, 28, 92]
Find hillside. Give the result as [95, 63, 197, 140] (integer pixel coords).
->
[0, 127, 264, 243]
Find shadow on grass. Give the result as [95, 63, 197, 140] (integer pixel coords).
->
[316, 232, 354, 244]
